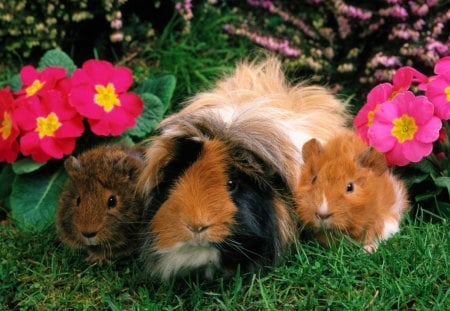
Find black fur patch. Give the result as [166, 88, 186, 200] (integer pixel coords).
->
[218, 155, 286, 271]
[146, 137, 204, 219]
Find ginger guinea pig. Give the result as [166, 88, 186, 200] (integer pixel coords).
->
[294, 132, 409, 252]
[138, 57, 350, 280]
[56, 144, 146, 265]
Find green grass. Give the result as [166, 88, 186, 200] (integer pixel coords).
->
[1, 214, 448, 310]
[1, 3, 449, 310]
[128, 4, 254, 112]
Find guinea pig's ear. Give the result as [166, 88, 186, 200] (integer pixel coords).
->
[302, 138, 323, 163]
[64, 156, 82, 177]
[117, 155, 144, 181]
[358, 147, 387, 175]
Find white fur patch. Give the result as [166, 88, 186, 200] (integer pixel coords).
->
[213, 106, 236, 125]
[153, 242, 220, 280]
[389, 174, 408, 216]
[381, 219, 400, 240]
[317, 194, 329, 216]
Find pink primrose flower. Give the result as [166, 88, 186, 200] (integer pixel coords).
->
[16, 66, 67, 98]
[355, 66, 429, 142]
[354, 83, 393, 143]
[0, 87, 20, 163]
[425, 56, 450, 119]
[69, 59, 143, 136]
[368, 91, 441, 166]
[15, 90, 84, 162]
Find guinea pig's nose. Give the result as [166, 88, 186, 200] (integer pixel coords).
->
[316, 212, 332, 220]
[188, 225, 209, 234]
[82, 231, 97, 238]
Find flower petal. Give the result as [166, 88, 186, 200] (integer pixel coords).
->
[110, 67, 133, 93]
[69, 86, 105, 119]
[415, 116, 441, 143]
[118, 92, 144, 116]
[368, 123, 396, 152]
[402, 140, 433, 163]
[385, 144, 410, 166]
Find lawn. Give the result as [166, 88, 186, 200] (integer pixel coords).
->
[1, 213, 448, 309]
[1, 2, 449, 310]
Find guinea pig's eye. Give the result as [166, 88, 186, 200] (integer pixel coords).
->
[311, 175, 317, 184]
[227, 179, 238, 193]
[76, 196, 81, 206]
[346, 182, 354, 193]
[107, 195, 117, 209]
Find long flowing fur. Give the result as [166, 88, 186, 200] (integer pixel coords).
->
[138, 57, 351, 279]
[142, 57, 350, 192]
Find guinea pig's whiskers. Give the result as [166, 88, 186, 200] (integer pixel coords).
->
[224, 238, 264, 263]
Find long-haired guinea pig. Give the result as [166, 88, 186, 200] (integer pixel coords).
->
[294, 131, 409, 252]
[56, 143, 146, 265]
[137, 57, 351, 280]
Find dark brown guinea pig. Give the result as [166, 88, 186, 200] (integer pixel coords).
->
[56, 143, 146, 265]
[294, 131, 409, 252]
[137, 57, 350, 280]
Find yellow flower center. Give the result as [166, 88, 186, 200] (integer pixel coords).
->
[391, 114, 418, 143]
[26, 79, 46, 97]
[94, 83, 121, 112]
[367, 104, 381, 127]
[0, 111, 13, 140]
[445, 86, 450, 102]
[36, 112, 62, 139]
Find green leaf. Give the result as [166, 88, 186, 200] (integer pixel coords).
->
[12, 158, 47, 175]
[9, 74, 22, 92]
[134, 75, 176, 112]
[10, 167, 68, 232]
[409, 157, 440, 175]
[38, 49, 77, 75]
[414, 187, 442, 202]
[125, 93, 166, 139]
[0, 165, 15, 200]
[433, 176, 450, 196]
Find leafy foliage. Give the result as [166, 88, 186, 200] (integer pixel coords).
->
[10, 167, 67, 231]
[1, 49, 176, 232]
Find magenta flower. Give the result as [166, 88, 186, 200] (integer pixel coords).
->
[69, 60, 143, 136]
[15, 90, 84, 162]
[425, 56, 450, 119]
[354, 83, 393, 142]
[0, 87, 20, 163]
[354, 66, 428, 142]
[15, 66, 67, 98]
[368, 92, 441, 166]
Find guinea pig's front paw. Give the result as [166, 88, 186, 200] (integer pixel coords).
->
[363, 243, 378, 253]
[85, 251, 109, 266]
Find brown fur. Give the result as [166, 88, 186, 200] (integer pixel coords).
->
[56, 144, 146, 265]
[151, 139, 237, 249]
[154, 57, 351, 188]
[294, 131, 409, 251]
[138, 57, 350, 278]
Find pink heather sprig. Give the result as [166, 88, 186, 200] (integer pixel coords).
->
[409, 1, 429, 17]
[384, 0, 405, 4]
[247, 0, 275, 12]
[247, 0, 318, 39]
[389, 24, 420, 41]
[175, 0, 193, 21]
[224, 24, 300, 57]
[336, 0, 372, 21]
[379, 5, 409, 19]
[337, 16, 351, 39]
[369, 52, 401, 68]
